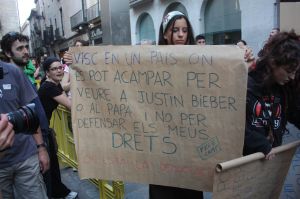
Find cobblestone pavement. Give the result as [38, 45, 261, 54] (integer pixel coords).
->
[60, 167, 149, 199]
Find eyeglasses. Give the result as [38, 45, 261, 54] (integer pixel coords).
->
[49, 66, 63, 71]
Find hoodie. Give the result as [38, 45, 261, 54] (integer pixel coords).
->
[244, 70, 291, 155]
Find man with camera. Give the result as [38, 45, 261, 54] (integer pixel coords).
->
[0, 32, 49, 199]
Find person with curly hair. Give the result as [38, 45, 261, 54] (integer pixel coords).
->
[244, 31, 300, 160]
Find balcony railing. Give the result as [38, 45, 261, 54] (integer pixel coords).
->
[129, 0, 153, 8]
[55, 28, 63, 41]
[33, 23, 41, 35]
[70, 10, 87, 30]
[43, 25, 54, 45]
[87, 3, 100, 22]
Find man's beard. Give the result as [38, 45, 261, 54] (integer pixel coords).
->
[11, 56, 29, 67]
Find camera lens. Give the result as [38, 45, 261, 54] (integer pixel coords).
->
[7, 103, 39, 134]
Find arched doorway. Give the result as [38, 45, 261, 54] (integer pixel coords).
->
[204, 0, 241, 44]
[164, 2, 188, 17]
[137, 13, 156, 44]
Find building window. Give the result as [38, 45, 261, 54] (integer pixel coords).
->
[137, 13, 155, 44]
[204, 0, 241, 44]
[59, 8, 65, 36]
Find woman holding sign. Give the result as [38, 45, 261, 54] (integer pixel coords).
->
[244, 31, 300, 160]
[149, 11, 204, 199]
[38, 57, 77, 199]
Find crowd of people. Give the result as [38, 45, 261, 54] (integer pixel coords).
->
[0, 10, 300, 199]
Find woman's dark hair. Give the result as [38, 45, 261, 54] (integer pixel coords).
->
[158, 14, 195, 45]
[237, 39, 247, 45]
[254, 31, 300, 87]
[74, 39, 89, 46]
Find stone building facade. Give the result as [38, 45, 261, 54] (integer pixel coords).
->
[0, 0, 20, 40]
[129, 0, 280, 55]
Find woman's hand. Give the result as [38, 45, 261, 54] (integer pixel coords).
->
[265, 148, 276, 160]
[244, 47, 256, 71]
[244, 47, 255, 62]
[63, 51, 73, 65]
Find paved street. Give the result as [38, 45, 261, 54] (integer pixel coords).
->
[60, 167, 149, 199]
[60, 167, 99, 199]
[60, 167, 212, 199]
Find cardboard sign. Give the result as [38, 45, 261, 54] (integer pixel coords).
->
[70, 45, 247, 191]
[213, 141, 300, 198]
[280, 2, 300, 34]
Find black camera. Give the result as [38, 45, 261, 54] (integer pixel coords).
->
[7, 103, 39, 134]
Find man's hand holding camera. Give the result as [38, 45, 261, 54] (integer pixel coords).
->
[0, 105, 50, 173]
[0, 114, 15, 153]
